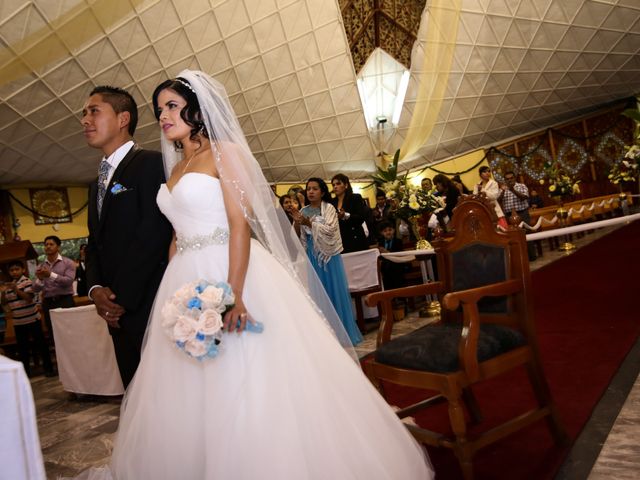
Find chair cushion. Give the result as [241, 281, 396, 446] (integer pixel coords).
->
[374, 322, 525, 373]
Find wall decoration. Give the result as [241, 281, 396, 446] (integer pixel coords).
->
[29, 188, 72, 224]
[556, 138, 588, 176]
[595, 131, 625, 164]
[488, 154, 516, 183]
[521, 148, 552, 181]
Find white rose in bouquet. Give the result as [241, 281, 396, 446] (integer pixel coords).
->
[173, 315, 197, 342]
[173, 282, 198, 306]
[161, 302, 182, 330]
[198, 309, 223, 335]
[197, 285, 224, 310]
[184, 339, 207, 357]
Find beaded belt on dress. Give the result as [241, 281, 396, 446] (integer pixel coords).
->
[176, 228, 229, 253]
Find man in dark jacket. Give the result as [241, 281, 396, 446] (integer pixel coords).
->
[82, 86, 172, 387]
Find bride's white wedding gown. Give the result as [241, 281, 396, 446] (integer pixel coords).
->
[86, 173, 433, 479]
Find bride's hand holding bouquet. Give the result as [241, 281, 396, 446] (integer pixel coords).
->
[223, 296, 253, 333]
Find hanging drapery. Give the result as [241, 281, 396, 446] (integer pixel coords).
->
[400, 0, 462, 164]
[0, 0, 146, 87]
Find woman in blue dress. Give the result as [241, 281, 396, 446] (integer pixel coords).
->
[292, 178, 363, 345]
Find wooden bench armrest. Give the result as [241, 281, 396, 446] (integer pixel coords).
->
[365, 282, 445, 346]
[442, 279, 522, 311]
[366, 282, 445, 308]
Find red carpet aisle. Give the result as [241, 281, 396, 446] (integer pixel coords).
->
[374, 220, 640, 479]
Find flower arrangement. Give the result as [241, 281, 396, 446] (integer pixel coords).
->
[621, 101, 640, 173]
[608, 160, 639, 185]
[541, 162, 580, 198]
[395, 186, 443, 220]
[161, 279, 263, 361]
[370, 149, 442, 217]
[370, 149, 408, 200]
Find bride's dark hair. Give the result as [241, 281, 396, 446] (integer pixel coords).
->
[152, 77, 210, 149]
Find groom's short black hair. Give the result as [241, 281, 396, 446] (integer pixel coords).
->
[90, 86, 138, 136]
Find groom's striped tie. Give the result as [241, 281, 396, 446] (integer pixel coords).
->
[97, 159, 111, 218]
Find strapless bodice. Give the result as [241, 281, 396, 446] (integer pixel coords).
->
[157, 173, 228, 238]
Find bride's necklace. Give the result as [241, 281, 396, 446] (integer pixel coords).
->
[181, 144, 206, 173]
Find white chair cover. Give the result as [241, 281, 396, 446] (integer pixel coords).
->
[341, 249, 381, 319]
[0, 355, 46, 480]
[50, 305, 124, 396]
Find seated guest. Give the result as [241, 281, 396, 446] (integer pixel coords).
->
[378, 221, 407, 291]
[287, 185, 307, 208]
[372, 189, 393, 240]
[529, 189, 544, 209]
[330, 173, 369, 253]
[421, 177, 434, 193]
[433, 174, 461, 223]
[292, 178, 363, 345]
[279, 194, 297, 224]
[1, 260, 55, 377]
[452, 174, 471, 194]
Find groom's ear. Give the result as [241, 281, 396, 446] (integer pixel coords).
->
[118, 111, 131, 132]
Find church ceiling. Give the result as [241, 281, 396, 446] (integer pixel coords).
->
[339, 0, 426, 72]
[0, 0, 639, 186]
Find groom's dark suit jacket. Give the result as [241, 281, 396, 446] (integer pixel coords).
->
[86, 145, 172, 335]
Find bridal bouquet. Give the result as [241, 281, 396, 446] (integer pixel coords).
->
[161, 279, 263, 361]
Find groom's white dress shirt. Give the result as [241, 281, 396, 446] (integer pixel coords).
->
[101, 140, 135, 188]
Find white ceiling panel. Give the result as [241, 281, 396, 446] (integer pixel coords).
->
[1, 0, 639, 186]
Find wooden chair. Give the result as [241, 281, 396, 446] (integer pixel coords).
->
[365, 197, 567, 479]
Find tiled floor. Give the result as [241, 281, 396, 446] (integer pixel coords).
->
[23, 222, 639, 479]
[31, 376, 121, 479]
[588, 374, 640, 479]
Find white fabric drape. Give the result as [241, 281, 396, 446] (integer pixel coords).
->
[0, 355, 46, 480]
[50, 305, 124, 395]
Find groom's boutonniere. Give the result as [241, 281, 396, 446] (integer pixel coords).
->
[110, 183, 129, 195]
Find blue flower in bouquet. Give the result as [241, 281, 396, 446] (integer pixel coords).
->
[187, 297, 202, 309]
[161, 279, 263, 361]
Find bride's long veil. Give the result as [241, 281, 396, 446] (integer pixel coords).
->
[160, 69, 357, 361]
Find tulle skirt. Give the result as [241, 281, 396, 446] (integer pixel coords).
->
[76, 240, 433, 479]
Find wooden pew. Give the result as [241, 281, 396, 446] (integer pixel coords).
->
[527, 193, 633, 255]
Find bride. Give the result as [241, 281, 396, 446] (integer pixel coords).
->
[80, 70, 434, 479]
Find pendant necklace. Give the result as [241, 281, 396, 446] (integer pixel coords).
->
[181, 143, 205, 174]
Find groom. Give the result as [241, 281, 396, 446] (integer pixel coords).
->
[82, 86, 172, 388]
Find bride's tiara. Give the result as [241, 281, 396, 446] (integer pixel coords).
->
[176, 78, 195, 93]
